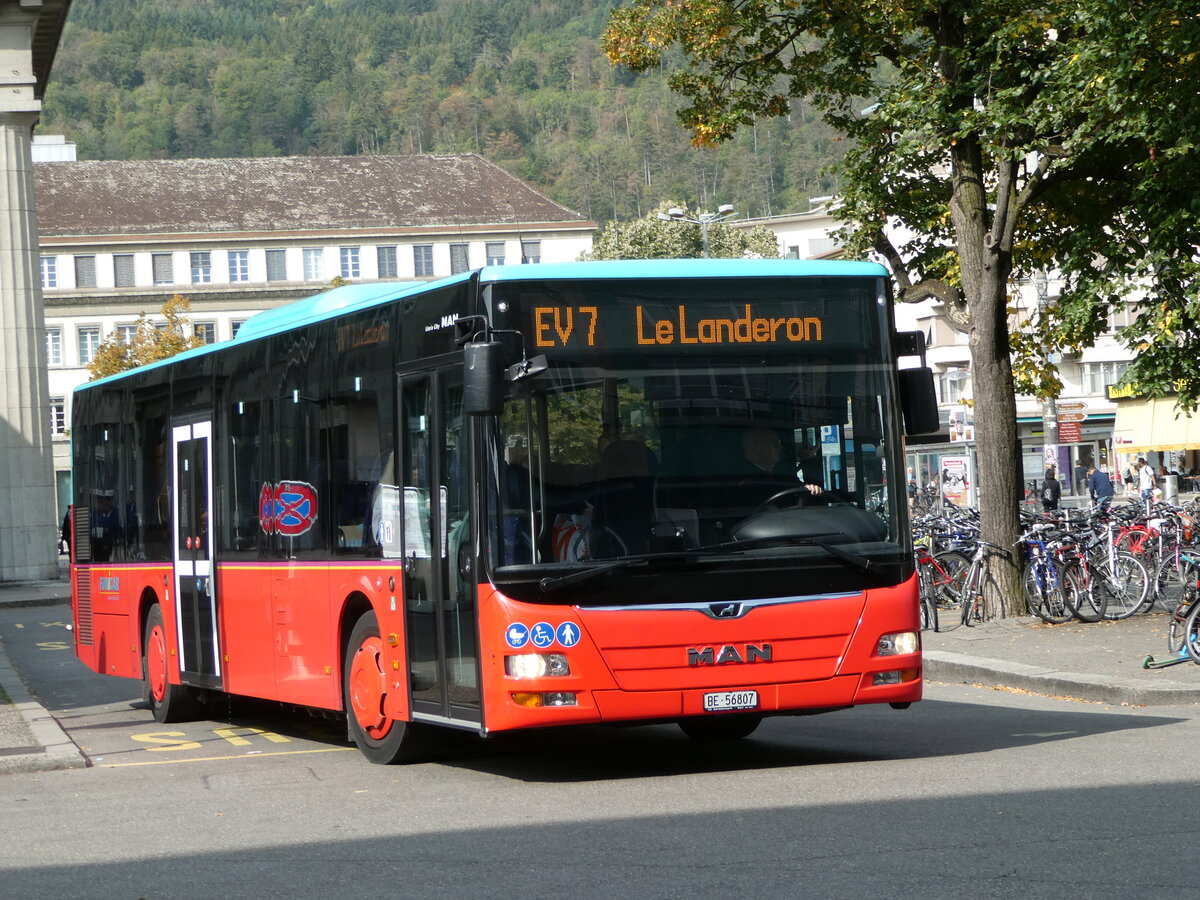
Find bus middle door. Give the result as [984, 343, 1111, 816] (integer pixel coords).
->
[171, 420, 222, 689]
[399, 369, 481, 728]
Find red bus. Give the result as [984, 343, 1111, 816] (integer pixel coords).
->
[69, 259, 938, 763]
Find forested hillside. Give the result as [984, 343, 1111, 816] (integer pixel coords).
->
[42, 0, 848, 223]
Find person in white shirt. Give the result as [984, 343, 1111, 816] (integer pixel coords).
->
[1137, 457, 1156, 503]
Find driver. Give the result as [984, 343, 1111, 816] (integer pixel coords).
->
[741, 427, 822, 498]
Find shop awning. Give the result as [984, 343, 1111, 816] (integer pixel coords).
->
[1112, 397, 1200, 452]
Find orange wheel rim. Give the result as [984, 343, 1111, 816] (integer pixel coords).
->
[147, 623, 168, 702]
[348, 636, 390, 739]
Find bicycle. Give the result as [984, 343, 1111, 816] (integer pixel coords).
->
[941, 537, 1009, 626]
[1017, 523, 1074, 624]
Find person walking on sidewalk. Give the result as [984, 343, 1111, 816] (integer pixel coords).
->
[1087, 464, 1114, 514]
[1041, 465, 1062, 512]
[1138, 457, 1157, 505]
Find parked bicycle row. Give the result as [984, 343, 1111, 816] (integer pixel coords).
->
[912, 499, 1200, 661]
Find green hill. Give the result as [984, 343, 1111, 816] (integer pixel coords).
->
[43, 0, 847, 223]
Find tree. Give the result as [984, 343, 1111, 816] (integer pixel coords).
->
[88, 295, 204, 380]
[603, 1, 1200, 617]
[582, 204, 780, 259]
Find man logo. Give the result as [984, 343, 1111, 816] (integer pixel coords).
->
[687, 643, 772, 666]
[705, 602, 745, 619]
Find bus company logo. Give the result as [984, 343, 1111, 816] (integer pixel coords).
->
[687, 643, 773, 666]
[259, 481, 318, 536]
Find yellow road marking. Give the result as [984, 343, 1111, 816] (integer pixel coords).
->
[100, 746, 355, 767]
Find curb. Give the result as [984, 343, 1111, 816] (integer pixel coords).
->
[0, 643, 87, 775]
[924, 650, 1200, 707]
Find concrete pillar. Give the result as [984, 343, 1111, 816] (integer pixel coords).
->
[0, 21, 58, 581]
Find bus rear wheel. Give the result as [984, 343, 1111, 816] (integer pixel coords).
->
[143, 603, 200, 723]
[344, 610, 430, 764]
[678, 714, 762, 742]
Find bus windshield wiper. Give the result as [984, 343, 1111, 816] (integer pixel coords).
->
[715, 532, 884, 580]
[538, 559, 648, 593]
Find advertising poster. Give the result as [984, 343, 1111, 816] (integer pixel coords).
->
[941, 456, 970, 508]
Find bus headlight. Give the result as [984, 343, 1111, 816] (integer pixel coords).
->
[877, 631, 919, 656]
[505, 653, 570, 678]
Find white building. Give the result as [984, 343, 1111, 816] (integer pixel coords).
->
[35, 152, 596, 520]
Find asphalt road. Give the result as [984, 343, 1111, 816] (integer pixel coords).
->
[2, 603, 1199, 899]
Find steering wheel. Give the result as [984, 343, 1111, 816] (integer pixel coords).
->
[754, 486, 815, 513]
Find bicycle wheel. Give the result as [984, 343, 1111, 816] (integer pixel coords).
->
[1062, 560, 1106, 623]
[960, 566, 985, 626]
[1184, 599, 1200, 663]
[1096, 551, 1150, 620]
[1022, 557, 1073, 624]
[1155, 557, 1200, 613]
[917, 565, 939, 632]
[932, 550, 971, 607]
[1167, 594, 1195, 655]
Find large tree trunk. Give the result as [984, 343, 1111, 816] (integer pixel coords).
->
[950, 138, 1025, 618]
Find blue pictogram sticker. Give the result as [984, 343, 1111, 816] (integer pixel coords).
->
[555, 621, 581, 648]
[505, 623, 530, 648]
[530, 621, 555, 648]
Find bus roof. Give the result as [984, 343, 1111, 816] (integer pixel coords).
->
[77, 258, 887, 391]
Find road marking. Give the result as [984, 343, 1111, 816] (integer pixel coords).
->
[100, 746, 355, 767]
[214, 726, 290, 745]
[132, 731, 203, 751]
[36, 640, 70, 651]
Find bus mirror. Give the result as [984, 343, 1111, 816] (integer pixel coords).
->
[898, 367, 940, 435]
[463, 341, 505, 416]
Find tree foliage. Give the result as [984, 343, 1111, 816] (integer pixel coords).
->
[603, 0, 1200, 617]
[45, 0, 850, 225]
[582, 203, 780, 259]
[88, 295, 204, 380]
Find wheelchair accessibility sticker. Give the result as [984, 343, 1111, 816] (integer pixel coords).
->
[504, 621, 582, 649]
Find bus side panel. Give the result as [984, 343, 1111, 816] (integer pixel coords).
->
[271, 562, 337, 709]
[217, 563, 277, 702]
[72, 563, 165, 681]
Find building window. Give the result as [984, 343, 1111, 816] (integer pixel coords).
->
[231, 320, 246, 338]
[485, 242, 506, 266]
[114, 254, 135, 287]
[228, 250, 249, 283]
[78, 326, 101, 365]
[521, 241, 541, 264]
[449, 243, 469, 274]
[303, 248, 324, 281]
[340, 246, 360, 279]
[45, 328, 62, 366]
[377, 245, 397, 278]
[938, 369, 969, 404]
[190, 251, 212, 284]
[413, 244, 434, 277]
[193, 321, 217, 344]
[74, 255, 97, 288]
[1083, 361, 1129, 395]
[40, 256, 57, 289]
[116, 324, 138, 345]
[266, 249, 287, 282]
[49, 398, 66, 436]
[152, 252, 174, 285]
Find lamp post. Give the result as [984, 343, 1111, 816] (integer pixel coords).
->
[656, 204, 736, 258]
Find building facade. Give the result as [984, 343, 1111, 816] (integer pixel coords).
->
[35, 152, 595, 524]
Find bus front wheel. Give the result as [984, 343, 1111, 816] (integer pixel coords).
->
[344, 610, 430, 764]
[143, 604, 200, 723]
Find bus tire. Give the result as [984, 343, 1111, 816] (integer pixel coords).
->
[344, 610, 429, 764]
[677, 714, 762, 742]
[143, 603, 201, 724]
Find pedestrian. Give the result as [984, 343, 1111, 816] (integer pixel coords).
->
[1087, 464, 1113, 514]
[1041, 465, 1062, 512]
[1137, 457, 1156, 505]
[1074, 461, 1088, 494]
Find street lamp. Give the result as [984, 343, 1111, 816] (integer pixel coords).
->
[656, 203, 736, 258]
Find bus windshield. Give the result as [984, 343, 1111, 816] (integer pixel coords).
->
[482, 274, 909, 604]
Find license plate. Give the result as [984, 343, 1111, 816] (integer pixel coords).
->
[702, 690, 759, 712]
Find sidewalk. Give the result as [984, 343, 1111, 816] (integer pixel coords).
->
[0, 561, 87, 775]
[0, 565, 1198, 776]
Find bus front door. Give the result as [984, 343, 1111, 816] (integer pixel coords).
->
[399, 370, 481, 727]
[171, 420, 222, 689]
